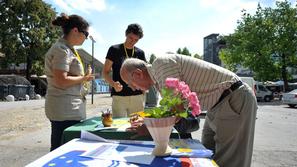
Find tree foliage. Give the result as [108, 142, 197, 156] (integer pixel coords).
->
[193, 53, 202, 59]
[176, 47, 202, 59]
[176, 48, 182, 55]
[0, 0, 60, 78]
[149, 53, 156, 64]
[177, 47, 191, 56]
[220, 1, 297, 91]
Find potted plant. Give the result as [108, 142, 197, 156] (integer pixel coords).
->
[135, 78, 201, 156]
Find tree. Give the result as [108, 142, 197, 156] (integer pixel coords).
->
[176, 47, 191, 56]
[220, 1, 297, 91]
[0, 0, 60, 78]
[176, 48, 182, 54]
[149, 53, 156, 64]
[193, 53, 202, 59]
[177, 47, 202, 59]
[182, 47, 191, 56]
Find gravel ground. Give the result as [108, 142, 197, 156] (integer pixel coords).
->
[0, 94, 112, 167]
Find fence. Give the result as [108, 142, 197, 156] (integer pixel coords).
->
[93, 79, 110, 94]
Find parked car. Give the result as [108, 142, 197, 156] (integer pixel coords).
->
[282, 89, 297, 108]
[265, 84, 284, 100]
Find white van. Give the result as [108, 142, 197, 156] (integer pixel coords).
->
[255, 82, 273, 102]
[240, 77, 273, 102]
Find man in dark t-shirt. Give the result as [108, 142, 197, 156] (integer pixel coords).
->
[103, 23, 147, 117]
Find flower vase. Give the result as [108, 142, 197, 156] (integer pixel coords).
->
[144, 116, 176, 157]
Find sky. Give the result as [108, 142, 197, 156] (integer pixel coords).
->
[43, 0, 297, 63]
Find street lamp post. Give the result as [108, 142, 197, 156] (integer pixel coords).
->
[89, 36, 96, 104]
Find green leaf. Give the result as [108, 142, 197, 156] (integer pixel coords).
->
[178, 112, 188, 118]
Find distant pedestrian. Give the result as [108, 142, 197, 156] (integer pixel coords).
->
[44, 13, 94, 151]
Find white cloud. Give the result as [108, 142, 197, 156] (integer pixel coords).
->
[52, 0, 107, 13]
[198, 0, 258, 12]
[197, 0, 260, 36]
[198, 0, 258, 33]
[144, 0, 261, 57]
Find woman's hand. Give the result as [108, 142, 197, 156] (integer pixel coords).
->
[84, 66, 95, 81]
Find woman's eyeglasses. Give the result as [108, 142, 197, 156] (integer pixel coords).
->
[79, 30, 89, 38]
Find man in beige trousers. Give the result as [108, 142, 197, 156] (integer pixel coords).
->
[120, 54, 257, 167]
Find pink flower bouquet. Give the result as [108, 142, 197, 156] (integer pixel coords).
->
[129, 78, 201, 156]
[140, 78, 201, 118]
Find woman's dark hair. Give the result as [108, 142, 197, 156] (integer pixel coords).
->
[52, 13, 89, 35]
[125, 23, 143, 39]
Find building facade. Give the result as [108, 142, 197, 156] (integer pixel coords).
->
[77, 49, 104, 78]
[203, 33, 224, 66]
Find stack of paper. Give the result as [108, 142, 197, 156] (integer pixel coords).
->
[81, 142, 154, 165]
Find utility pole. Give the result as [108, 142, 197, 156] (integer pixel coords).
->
[89, 36, 96, 104]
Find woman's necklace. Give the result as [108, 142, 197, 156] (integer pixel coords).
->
[124, 44, 134, 58]
[71, 48, 85, 75]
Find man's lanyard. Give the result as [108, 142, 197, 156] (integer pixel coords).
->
[71, 48, 85, 75]
[124, 44, 134, 58]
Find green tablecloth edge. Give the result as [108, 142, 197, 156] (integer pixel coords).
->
[62, 116, 180, 144]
